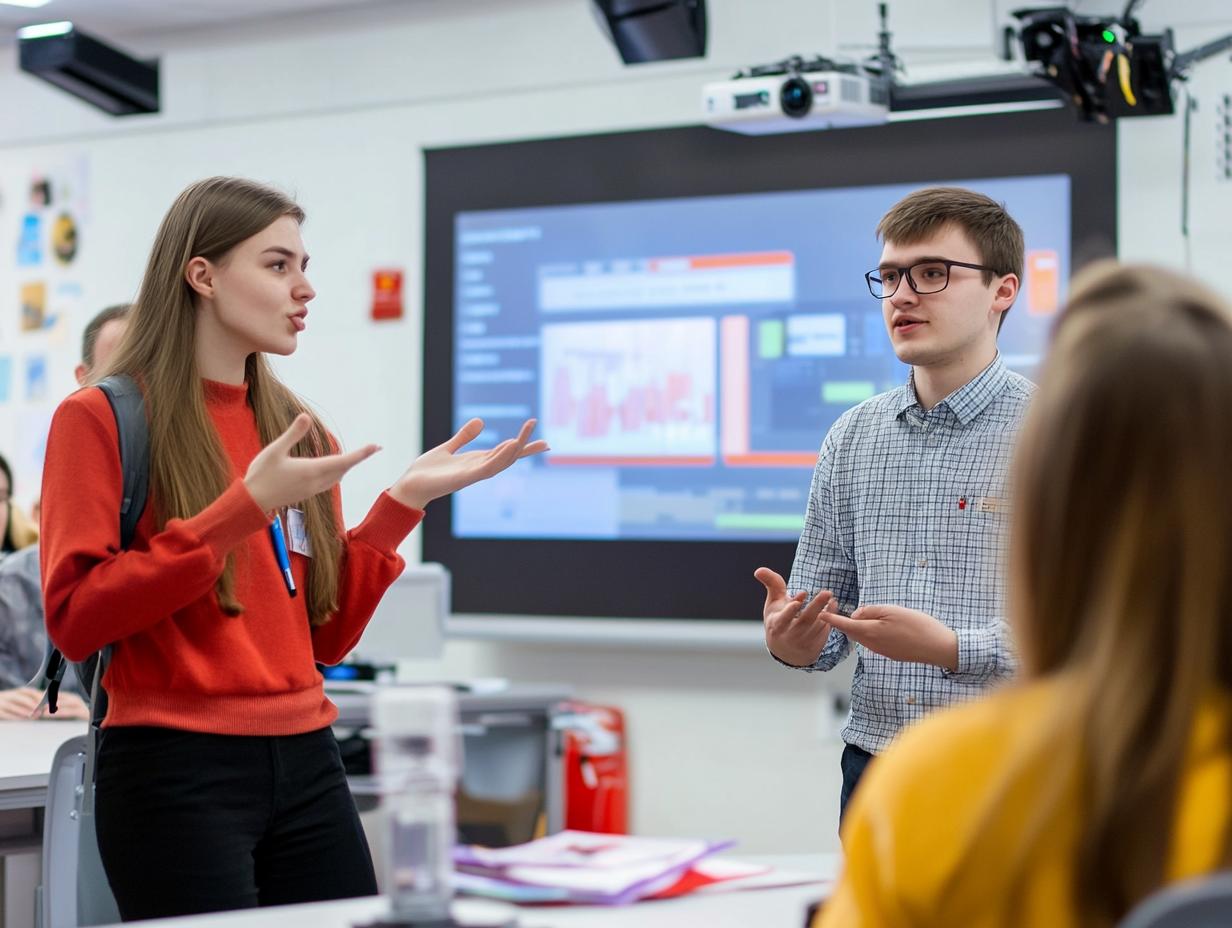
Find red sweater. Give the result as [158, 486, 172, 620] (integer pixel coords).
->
[40, 380, 423, 735]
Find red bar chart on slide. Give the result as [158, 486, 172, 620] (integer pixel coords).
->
[541, 317, 716, 463]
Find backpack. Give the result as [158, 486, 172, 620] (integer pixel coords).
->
[41, 373, 149, 735]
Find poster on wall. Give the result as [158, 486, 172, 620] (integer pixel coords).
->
[17, 214, 41, 266]
[51, 211, 79, 265]
[0, 156, 91, 506]
[24, 355, 48, 402]
[19, 281, 47, 331]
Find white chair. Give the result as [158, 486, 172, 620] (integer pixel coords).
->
[38, 735, 119, 928]
[1119, 874, 1232, 928]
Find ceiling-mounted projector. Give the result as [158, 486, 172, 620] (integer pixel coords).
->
[17, 21, 160, 116]
[703, 65, 889, 134]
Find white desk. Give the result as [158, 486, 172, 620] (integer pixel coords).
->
[0, 720, 90, 817]
[91, 854, 836, 928]
[0, 720, 89, 928]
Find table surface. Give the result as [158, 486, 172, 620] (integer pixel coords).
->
[0, 720, 89, 807]
[0, 681, 571, 807]
[90, 854, 837, 928]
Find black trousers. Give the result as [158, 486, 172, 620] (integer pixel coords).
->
[838, 741, 875, 832]
[95, 725, 377, 921]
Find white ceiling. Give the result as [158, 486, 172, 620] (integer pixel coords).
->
[0, 0, 395, 45]
[2, 0, 1226, 54]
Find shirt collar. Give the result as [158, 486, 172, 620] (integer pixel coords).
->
[894, 354, 1009, 427]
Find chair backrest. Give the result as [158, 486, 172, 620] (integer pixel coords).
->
[1119, 873, 1232, 928]
[40, 735, 120, 928]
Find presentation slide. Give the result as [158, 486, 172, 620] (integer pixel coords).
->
[451, 175, 1070, 542]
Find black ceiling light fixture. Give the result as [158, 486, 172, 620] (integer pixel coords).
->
[17, 21, 160, 116]
[592, 0, 707, 65]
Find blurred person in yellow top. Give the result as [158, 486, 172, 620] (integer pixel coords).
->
[817, 262, 1232, 928]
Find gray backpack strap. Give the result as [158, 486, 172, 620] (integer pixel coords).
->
[81, 652, 108, 814]
[70, 375, 148, 728]
[97, 374, 149, 550]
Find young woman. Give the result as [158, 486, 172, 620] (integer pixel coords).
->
[39, 176, 546, 920]
[817, 263, 1232, 927]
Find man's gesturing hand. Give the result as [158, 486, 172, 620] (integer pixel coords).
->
[824, 604, 959, 670]
[755, 567, 840, 668]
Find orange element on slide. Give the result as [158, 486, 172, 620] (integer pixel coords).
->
[647, 252, 794, 272]
[718, 315, 814, 468]
[547, 456, 715, 467]
[685, 251, 794, 269]
[723, 453, 817, 468]
[1026, 250, 1059, 316]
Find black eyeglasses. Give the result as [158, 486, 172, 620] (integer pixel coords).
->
[865, 259, 1000, 299]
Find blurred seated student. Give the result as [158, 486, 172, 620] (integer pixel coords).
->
[0, 305, 129, 721]
[817, 262, 1232, 928]
[0, 453, 38, 554]
[0, 546, 88, 719]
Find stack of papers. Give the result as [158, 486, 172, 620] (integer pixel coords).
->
[453, 831, 816, 906]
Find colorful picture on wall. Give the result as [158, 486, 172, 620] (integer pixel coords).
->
[28, 177, 51, 208]
[0, 357, 11, 403]
[51, 212, 78, 265]
[17, 214, 41, 266]
[20, 281, 47, 331]
[24, 355, 48, 402]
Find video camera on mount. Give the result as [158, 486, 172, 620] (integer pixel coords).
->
[1011, 2, 1232, 122]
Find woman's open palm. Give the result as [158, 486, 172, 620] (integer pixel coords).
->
[393, 418, 547, 510]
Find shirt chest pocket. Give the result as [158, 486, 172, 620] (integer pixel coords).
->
[943, 495, 1011, 562]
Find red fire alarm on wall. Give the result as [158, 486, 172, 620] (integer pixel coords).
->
[371, 269, 403, 321]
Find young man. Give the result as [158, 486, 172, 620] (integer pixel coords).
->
[756, 187, 1034, 821]
[0, 303, 130, 720]
[75, 303, 131, 386]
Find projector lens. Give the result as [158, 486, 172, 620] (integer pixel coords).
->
[780, 77, 813, 118]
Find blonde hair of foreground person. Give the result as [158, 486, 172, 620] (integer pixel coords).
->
[817, 262, 1232, 928]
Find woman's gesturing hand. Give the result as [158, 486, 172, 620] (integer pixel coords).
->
[244, 414, 379, 513]
[390, 418, 548, 511]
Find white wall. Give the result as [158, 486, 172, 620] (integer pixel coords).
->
[0, 0, 1230, 854]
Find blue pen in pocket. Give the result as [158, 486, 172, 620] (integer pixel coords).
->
[269, 514, 297, 597]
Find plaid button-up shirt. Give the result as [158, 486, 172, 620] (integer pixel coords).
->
[786, 355, 1034, 753]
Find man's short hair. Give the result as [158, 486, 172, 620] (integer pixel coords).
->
[876, 187, 1025, 286]
[81, 303, 131, 369]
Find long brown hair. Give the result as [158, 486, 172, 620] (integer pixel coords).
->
[952, 262, 1232, 924]
[101, 177, 342, 625]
